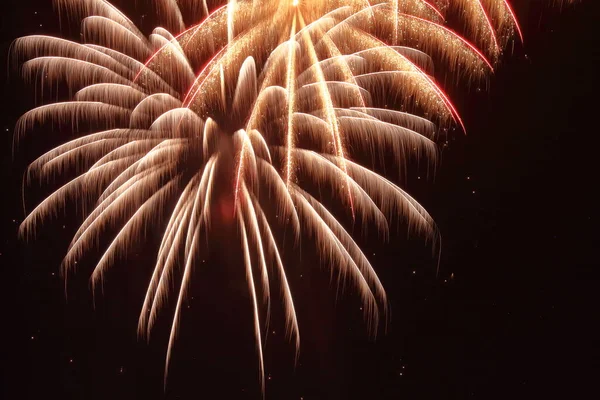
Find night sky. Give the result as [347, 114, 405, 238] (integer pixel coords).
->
[1, 1, 598, 399]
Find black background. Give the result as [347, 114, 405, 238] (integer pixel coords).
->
[1, 1, 598, 399]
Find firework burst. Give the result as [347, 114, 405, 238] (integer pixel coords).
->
[13, 0, 575, 394]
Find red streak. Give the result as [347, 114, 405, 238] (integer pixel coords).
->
[133, 5, 228, 83]
[363, 29, 468, 131]
[502, 0, 524, 43]
[399, 13, 495, 71]
[475, 0, 500, 53]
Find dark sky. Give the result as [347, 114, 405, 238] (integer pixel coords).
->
[1, 1, 598, 399]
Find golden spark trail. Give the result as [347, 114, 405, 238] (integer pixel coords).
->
[239, 210, 265, 396]
[320, 33, 368, 110]
[475, 0, 501, 54]
[286, 13, 298, 188]
[502, 0, 524, 42]
[228, 0, 237, 43]
[298, 11, 355, 217]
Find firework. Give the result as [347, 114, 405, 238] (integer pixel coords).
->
[13, 0, 573, 394]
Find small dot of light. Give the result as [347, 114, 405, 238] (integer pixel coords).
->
[31, 336, 35, 340]
[412, 270, 416, 274]
[69, 359, 73, 363]
[467, 176, 471, 180]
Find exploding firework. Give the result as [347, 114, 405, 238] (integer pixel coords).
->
[13, 0, 575, 394]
